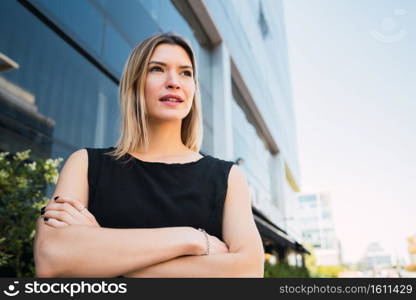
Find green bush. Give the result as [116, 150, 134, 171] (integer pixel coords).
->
[264, 260, 311, 278]
[0, 150, 62, 277]
[313, 265, 344, 278]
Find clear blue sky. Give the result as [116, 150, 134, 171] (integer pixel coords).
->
[283, 0, 416, 263]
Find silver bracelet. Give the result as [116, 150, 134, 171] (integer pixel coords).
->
[198, 228, 210, 255]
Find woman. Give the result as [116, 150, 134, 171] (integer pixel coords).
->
[34, 33, 264, 277]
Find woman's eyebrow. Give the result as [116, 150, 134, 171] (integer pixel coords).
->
[149, 60, 193, 69]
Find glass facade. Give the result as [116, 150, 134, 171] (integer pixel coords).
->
[0, 0, 119, 160]
[27, 0, 212, 86]
[232, 92, 272, 210]
[204, 0, 299, 178]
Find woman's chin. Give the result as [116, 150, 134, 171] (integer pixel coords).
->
[147, 113, 187, 122]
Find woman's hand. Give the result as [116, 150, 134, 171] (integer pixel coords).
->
[207, 234, 229, 255]
[194, 229, 229, 255]
[41, 196, 100, 228]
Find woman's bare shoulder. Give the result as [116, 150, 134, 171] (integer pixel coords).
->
[69, 148, 88, 161]
[53, 149, 89, 208]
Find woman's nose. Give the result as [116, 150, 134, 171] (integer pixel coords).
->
[165, 71, 180, 89]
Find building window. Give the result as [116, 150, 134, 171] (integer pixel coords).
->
[258, 1, 269, 38]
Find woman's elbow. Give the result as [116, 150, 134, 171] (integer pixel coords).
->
[235, 251, 264, 278]
[34, 230, 66, 277]
[34, 241, 57, 277]
[249, 252, 265, 278]
[35, 263, 55, 278]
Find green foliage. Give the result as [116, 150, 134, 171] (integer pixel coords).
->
[313, 265, 344, 278]
[264, 260, 311, 278]
[303, 243, 343, 278]
[0, 150, 62, 277]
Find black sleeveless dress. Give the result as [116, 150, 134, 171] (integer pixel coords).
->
[85, 147, 235, 241]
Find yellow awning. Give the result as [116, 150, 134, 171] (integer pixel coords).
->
[285, 163, 300, 192]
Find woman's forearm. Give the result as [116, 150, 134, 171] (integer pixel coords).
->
[34, 219, 201, 277]
[123, 251, 265, 278]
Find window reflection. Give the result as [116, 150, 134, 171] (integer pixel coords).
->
[232, 96, 272, 209]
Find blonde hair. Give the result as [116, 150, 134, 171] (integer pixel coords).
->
[108, 33, 203, 160]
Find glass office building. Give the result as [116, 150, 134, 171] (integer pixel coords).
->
[0, 0, 306, 262]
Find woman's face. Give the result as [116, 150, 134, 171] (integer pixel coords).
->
[144, 43, 195, 122]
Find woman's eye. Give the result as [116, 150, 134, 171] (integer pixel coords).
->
[150, 66, 162, 72]
[149, 66, 192, 77]
[182, 70, 193, 77]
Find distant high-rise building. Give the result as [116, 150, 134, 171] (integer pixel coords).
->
[297, 191, 342, 266]
[363, 242, 392, 270]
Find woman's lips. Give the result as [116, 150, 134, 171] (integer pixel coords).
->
[160, 99, 183, 107]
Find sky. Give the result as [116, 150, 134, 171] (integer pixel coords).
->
[282, 0, 416, 263]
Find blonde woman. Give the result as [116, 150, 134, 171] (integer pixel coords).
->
[34, 33, 264, 278]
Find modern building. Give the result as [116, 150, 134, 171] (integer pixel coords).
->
[297, 191, 342, 266]
[362, 242, 392, 270]
[0, 0, 306, 262]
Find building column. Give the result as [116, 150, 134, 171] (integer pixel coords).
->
[277, 247, 287, 263]
[211, 42, 234, 160]
[274, 153, 288, 228]
[94, 91, 107, 148]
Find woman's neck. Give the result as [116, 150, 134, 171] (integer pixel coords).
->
[134, 120, 189, 157]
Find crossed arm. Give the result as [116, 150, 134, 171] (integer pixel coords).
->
[34, 149, 264, 277]
[123, 165, 264, 277]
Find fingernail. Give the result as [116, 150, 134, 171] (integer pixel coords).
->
[44, 217, 49, 221]
[54, 196, 59, 201]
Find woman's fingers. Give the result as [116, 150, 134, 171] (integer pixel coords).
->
[43, 209, 78, 225]
[53, 195, 100, 226]
[45, 202, 82, 219]
[42, 217, 68, 228]
[39, 196, 100, 227]
[208, 235, 229, 255]
[44, 199, 91, 225]
[54, 196, 84, 211]
[79, 208, 98, 224]
[54, 196, 97, 224]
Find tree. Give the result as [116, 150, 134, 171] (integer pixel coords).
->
[0, 150, 62, 277]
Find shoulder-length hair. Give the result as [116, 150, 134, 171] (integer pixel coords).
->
[108, 32, 203, 160]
